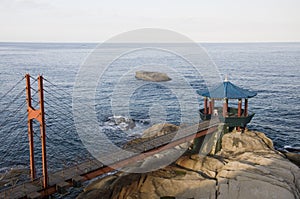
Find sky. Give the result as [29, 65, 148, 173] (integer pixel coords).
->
[0, 0, 299, 42]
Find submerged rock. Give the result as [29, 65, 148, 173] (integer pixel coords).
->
[135, 71, 171, 82]
[78, 129, 300, 199]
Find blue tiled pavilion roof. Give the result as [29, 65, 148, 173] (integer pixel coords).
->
[198, 81, 257, 99]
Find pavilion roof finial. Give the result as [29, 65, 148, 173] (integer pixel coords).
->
[224, 74, 228, 82]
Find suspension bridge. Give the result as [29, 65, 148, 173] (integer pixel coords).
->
[0, 74, 221, 199]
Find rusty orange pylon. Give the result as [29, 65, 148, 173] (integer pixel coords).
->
[25, 74, 48, 189]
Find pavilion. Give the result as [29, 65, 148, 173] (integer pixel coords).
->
[197, 78, 257, 129]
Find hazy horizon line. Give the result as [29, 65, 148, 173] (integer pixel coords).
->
[0, 41, 300, 44]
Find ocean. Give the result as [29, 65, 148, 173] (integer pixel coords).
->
[0, 42, 299, 193]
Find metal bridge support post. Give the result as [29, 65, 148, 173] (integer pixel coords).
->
[25, 74, 36, 180]
[38, 75, 48, 189]
[25, 74, 48, 189]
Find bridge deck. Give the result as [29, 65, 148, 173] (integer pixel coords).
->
[0, 119, 221, 199]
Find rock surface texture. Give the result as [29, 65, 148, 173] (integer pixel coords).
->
[135, 71, 171, 82]
[78, 130, 300, 199]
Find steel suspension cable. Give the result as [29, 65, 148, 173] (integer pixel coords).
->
[0, 89, 38, 128]
[0, 76, 25, 102]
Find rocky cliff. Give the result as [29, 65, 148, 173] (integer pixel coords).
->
[78, 127, 300, 199]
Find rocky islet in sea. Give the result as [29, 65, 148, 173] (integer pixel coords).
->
[135, 71, 172, 82]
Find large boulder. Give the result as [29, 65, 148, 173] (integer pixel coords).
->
[135, 71, 171, 82]
[141, 123, 179, 138]
[123, 123, 180, 151]
[219, 130, 274, 156]
[215, 131, 300, 199]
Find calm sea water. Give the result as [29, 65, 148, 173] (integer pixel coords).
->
[0, 42, 299, 189]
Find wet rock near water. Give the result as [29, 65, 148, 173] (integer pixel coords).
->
[279, 151, 300, 167]
[105, 116, 136, 131]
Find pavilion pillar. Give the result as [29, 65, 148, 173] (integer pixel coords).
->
[237, 99, 242, 132]
[244, 99, 248, 116]
[237, 99, 242, 117]
[208, 99, 212, 114]
[223, 98, 228, 117]
[204, 97, 208, 114]
[242, 98, 249, 131]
